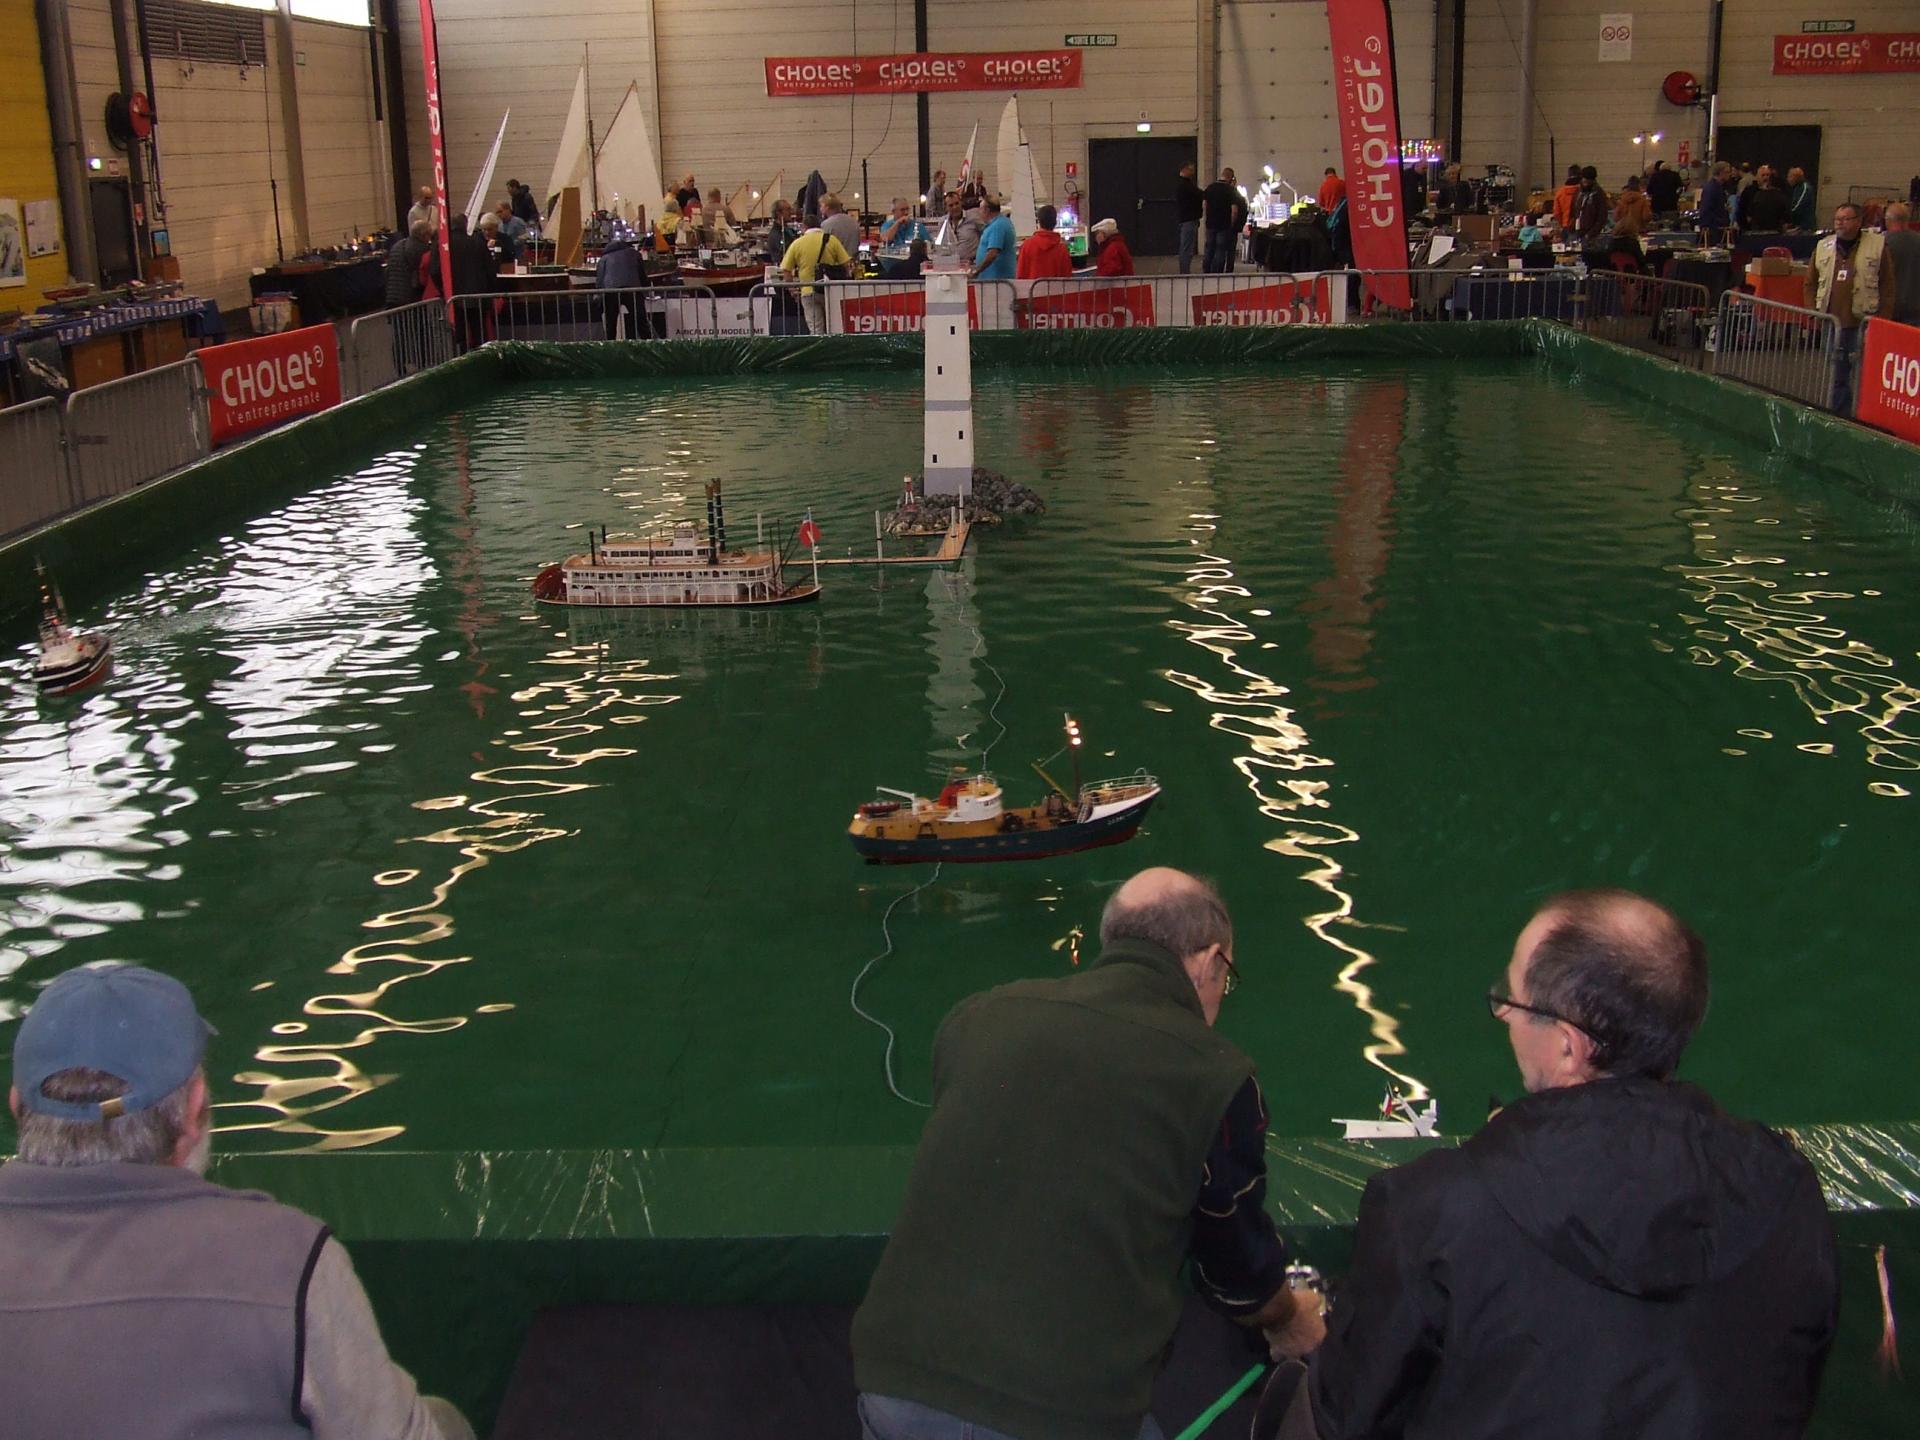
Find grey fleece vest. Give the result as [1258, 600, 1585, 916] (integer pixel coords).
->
[0, 1159, 329, 1440]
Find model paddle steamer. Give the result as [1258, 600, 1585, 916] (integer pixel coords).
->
[532, 482, 820, 608]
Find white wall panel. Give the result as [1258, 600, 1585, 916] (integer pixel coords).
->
[293, 19, 388, 241]
[1219, 1, 1436, 201]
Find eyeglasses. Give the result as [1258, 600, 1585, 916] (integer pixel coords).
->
[1218, 947, 1240, 997]
[1486, 987, 1596, 1039]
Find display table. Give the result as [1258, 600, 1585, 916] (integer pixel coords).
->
[248, 256, 386, 324]
[1, 295, 224, 402]
[675, 263, 763, 296]
[1446, 270, 1580, 320]
[1663, 255, 1736, 304]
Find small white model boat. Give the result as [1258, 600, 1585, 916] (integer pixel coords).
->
[1335, 1087, 1440, 1140]
[33, 565, 111, 697]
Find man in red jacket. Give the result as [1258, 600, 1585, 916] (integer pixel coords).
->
[1015, 205, 1073, 279]
[1091, 218, 1135, 276]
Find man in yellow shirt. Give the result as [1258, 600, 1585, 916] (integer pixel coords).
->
[780, 222, 851, 336]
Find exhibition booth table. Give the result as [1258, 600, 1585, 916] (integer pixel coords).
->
[248, 255, 388, 325]
[0, 294, 224, 402]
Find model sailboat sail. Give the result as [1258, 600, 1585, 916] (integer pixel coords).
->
[996, 97, 1044, 237]
[545, 65, 592, 212]
[594, 82, 664, 222]
[464, 108, 510, 224]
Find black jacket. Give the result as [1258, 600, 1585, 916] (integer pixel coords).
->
[1310, 1078, 1837, 1440]
[1202, 179, 1246, 232]
[1741, 185, 1792, 232]
[1177, 175, 1205, 224]
[1646, 167, 1683, 213]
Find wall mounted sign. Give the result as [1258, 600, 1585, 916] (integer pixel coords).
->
[1064, 35, 1117, 47]
[1773, 33, 1919, 73]
[1800, 20, 1855, 33]
[1599, 13, 1633, 62]
[765, 51, 1082, 96]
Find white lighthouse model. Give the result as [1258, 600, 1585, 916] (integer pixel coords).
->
[922, 270, 974, 501]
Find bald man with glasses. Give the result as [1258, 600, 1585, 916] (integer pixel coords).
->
[1309, 889, 1838, 1440]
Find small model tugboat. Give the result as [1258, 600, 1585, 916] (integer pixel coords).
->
[531, 481, 821, 609]
[1334, 1087, 1440, 1140]
[848, 715, 1159, 865]
[33, 565, 112, 697]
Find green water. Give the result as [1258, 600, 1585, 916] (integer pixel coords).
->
[2, 361, 1915, 1156]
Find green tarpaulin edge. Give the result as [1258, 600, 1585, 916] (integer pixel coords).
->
[8, 325, 1918, 1430]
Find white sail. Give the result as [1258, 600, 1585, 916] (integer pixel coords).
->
[544, 66, 591, 210]
[997, 98, 1042, 236]
[594, 82, 665, 221]
[464, 108, 510, 224]
[958, 121, 979, 183]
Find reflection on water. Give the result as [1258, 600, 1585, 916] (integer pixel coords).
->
[1668, 479, 1917, 792]
[222, 641, 683, 1151]
[1163, 516, 1428, 1101]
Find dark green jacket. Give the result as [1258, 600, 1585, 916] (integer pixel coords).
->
[852, 939, 1253, 1440]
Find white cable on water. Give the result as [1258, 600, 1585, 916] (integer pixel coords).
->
[852, 567, 1012, 1107]
[850, 860, 943, 1109]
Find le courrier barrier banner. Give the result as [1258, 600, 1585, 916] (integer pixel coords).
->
[1328, 0, 1412, 311]
[1772, 33, 1920, 75]
[766, 51, 1082, 97]
[200, 325, 343, 448]
[1857, 318, 1920, 446]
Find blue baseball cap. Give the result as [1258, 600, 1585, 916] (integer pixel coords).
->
[12, 964, 215, 1122]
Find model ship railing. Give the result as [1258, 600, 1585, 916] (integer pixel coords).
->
[1080, 770, 1158, 797]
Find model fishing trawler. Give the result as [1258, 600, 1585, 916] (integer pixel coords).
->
[531, 481, 821, 608]
[847, 715, 1160, 864]
[33, 564, 112, 696]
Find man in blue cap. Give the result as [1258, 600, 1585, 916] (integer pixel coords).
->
[1, 962, 472, 1440]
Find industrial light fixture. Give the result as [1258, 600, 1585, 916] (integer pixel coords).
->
[1136, 121, 1152, 133]
[88, 156, 102, 170]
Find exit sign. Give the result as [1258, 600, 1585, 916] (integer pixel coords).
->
[1800, 18, 1854, 31]
[1065, 34, 1117, 47]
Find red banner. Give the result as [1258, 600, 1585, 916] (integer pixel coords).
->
[837, 288, 982, 334]
[766, 50, 1082, 97]
[1190, 279, 1332, 327]
[1858, 318, 1920, 445]
[201, 325, 343, 447]
[1018, 284, 1156, 330]
[1773, 33, 1920, 75]
[417, 0, 454, 302]
[1328, 1, 1411, 310]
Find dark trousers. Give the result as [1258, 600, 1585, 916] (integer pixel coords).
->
[1178, 221, 1199, 275]
[1203, 227, 1236, 274]
[1831, 326, 1859, 416]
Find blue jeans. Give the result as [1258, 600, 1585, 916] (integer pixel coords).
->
[859, 1392, 1167, 1440]
[1831, 326, 1859, 416]
[1178, 220, 1199, 275]
[1203, 227, 1236, 274]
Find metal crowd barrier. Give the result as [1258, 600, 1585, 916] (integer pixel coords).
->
[346, 300, 459, 397]
[453, 284, 724, 345]
[64, 359, 208, 509]
[1710, 291, 1841, 410]
[0, 398, 73, 539]
[1582, 271, 1713, 368]
[749, 278, 1019, 336]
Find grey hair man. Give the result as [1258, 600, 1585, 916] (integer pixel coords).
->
[1310, 890, 1838, 1440]
[1, 963, 473, 1440]
[1881, 202, 1920, 325]
[820, 191, 862, 260]
[853, 867, 1321, 1440]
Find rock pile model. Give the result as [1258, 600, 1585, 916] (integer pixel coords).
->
[887, 469, 1046, 533]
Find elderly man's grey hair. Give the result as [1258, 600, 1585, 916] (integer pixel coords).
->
[1099, 870, 1233, 960]
[15, 1067, 199, 1168]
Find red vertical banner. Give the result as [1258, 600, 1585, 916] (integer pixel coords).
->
[1328, 0, 1412, 310]
[417, 0, 455, 305]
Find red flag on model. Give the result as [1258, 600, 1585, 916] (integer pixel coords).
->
[798, 510, 822, 548]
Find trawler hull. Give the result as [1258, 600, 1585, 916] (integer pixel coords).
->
[35, 636, 112, 696]
[850, 791, 1156, 865]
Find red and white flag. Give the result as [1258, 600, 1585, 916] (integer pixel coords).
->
[798, 511, 822, 548]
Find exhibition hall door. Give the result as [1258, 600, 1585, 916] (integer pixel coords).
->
[1089, 136, 1198, 257]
